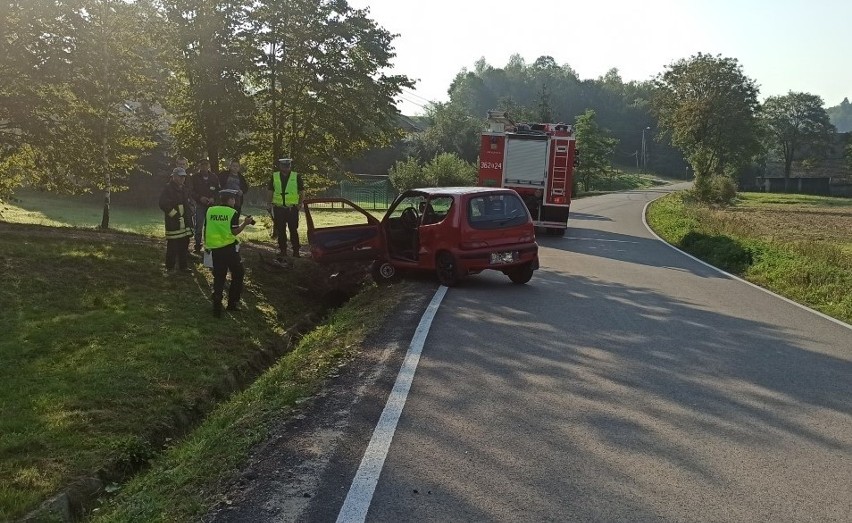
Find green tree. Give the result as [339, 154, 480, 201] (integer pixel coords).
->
[250, 0, 413, 187]
[0, 0, 163, 225]
[573, 109, 619, 191]
[826, 97, 852, 133]
[761, 92, 835, 190]
[388, 153, 476, 191]
[388, 157, 424, 191]
[410, 102, 482, 163]
[423, 153, 476, 187]
[160, 0, 257, 172]
[653, 53, 762, 202]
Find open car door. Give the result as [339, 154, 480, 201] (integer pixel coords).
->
[303, 198, 385, 264]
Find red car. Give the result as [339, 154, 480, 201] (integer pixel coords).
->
[304, 187, 539, 286]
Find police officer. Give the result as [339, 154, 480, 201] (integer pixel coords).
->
[269, 158, 304, 259]
[158, 167, 193, 273]
[205, 189, 254, 317]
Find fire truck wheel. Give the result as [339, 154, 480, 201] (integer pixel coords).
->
[370, 260, 399, 285]
[507, 262, 534, 284]
[436, 251, 461, 287]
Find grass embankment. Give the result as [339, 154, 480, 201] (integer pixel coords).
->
[576, 172, 672, 197]
[1, 190, 381, 243]
[0, 222, 397, 520]
[647, 192, 852, 324]
[92, 284, 402, 521]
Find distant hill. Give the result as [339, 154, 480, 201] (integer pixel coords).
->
[827, 98, 852, 133]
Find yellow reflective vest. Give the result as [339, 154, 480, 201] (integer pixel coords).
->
[205, 206, 238, 249]
[272, 171, 300, 206]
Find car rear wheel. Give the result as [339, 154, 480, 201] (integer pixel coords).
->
[436, 251, 461, 287]
[507, 262, 534, 284]
[370, 260, 399, 285]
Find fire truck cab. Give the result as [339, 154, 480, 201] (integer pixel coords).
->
[477, 110, 577, 235]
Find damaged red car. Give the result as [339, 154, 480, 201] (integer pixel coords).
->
[304, 187, 539, 286]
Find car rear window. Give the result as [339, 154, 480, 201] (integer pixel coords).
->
[467, 193, 529, 230]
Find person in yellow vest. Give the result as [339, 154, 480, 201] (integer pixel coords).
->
[268, 158, 304, 259]
[158, 167, 194, 273]
[205, 189, 254, 317]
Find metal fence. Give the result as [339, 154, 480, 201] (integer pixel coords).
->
[313, 174, 398, 210]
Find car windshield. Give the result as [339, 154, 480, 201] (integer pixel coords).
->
[467, 193, 528, 230]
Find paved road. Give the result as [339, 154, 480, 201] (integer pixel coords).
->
[353, 187, 852, 522]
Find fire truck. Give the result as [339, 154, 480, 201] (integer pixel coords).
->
[477, 110, 578, 235]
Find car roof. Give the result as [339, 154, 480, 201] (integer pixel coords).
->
[409, 186, 518, 196]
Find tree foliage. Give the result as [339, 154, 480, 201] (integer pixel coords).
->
[573, 109, 619, 192]
[0, 0, 410, 208]
[0, 0, 163, 225]
[247, 0, 413, 187]
[761, 92, 835, 185]
[409, 102, 483, 163]
[652, 53, 762, 201]
[388, 153, 475, 191]
[826, 97, 852, 133]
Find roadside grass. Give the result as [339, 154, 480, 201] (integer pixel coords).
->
[0, 190, 381, 243]
[577, 172, 670, 197]
[0, 225, 333, 520]
[91, 283, 405, 522]
[646, 191, 852, 324]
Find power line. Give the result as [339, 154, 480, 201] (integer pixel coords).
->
[401, 88, 436, 105]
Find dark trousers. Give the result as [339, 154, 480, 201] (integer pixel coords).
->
[194, 203, 209, 249]
[272, 205, 300, 255]
[211, 243, 245, 307]
[166, 236, 190, 270]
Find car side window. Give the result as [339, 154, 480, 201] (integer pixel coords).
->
[422, 196, 452, 225]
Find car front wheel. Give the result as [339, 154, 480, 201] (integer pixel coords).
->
[507, 262, 534, 284]
[371, 260, 399, 285]
[436, 251, 461, 287]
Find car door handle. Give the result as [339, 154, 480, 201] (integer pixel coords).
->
[353, 245, 373, 251]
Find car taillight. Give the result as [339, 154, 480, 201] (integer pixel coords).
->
[553, 196, 565, 204]
[461, 241, 487, 249]
[519, 234, 533, 242]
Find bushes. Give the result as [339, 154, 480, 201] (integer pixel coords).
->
[388, 153, 476, 191]
[692, 174, 738, 205]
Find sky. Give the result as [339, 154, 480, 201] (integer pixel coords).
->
[347, 0, 852, 116]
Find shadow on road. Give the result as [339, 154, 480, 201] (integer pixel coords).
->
[538, 226, 726, 280]
[362, 270, 851, 521]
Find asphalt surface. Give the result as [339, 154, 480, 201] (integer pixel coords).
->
[216, 185, 851, 522]
[353, 186, 852, 522]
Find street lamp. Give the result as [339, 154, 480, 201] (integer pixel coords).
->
[641, 126, 651, 171]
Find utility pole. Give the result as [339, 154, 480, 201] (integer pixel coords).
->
[641, 126, 650, 172]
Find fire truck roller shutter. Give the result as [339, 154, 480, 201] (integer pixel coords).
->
[504, 135, 548, 186]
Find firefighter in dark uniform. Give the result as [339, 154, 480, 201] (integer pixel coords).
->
[205, 189, 254, 317]
[269, 158, 304, 259]
[158, 167, 194, 272]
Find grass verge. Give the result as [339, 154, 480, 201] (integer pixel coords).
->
[90, 283, 405, 522]
[0, 224, 331, 520]
[1, 190, 382, 243]
[646, 191, 852, 324]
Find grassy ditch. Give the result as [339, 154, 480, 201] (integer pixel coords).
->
[0, 224, 337, 520]
[90, 282, 404, 522]
[646, 192, 852, 324]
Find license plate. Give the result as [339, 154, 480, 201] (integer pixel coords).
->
[490, 251, 518, 264]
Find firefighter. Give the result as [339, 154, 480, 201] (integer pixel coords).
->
[205, 189, 254, 317]
[268, 158, 304, 259]
[158, 167, 194, 273]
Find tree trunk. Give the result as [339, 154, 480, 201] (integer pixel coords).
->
[99, 0, 111, 229]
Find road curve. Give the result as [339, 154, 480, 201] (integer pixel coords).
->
[358, 186, 852, 522]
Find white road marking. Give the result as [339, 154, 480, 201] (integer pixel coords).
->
[642, 198, 852, 332]
[336, 285, 449, 523]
